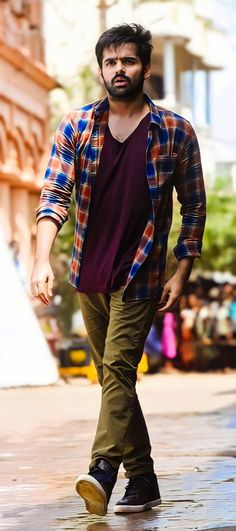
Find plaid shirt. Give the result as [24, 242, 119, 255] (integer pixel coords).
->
[36, 94, 206, 301]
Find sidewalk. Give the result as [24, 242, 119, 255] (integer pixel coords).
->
[0, 372, 236, 530]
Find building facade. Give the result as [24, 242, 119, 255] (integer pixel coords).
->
[0, 0, 57, 276]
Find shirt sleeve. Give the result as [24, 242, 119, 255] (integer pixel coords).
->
[173, 122, 206, 260]
[36, 113, 76, 228]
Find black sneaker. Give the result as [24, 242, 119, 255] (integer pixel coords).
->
[75, 459, 118, 516]
[114, 472, 161, 513]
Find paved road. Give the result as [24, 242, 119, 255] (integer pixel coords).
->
[0, 373, 236, 530]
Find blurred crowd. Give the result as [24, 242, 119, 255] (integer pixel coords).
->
[33, 280, 236, 375]
[145, 282, 236, 373]
[38, 279, 236, 375]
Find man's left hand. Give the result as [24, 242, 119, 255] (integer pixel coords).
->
[158, 257, 194, 312]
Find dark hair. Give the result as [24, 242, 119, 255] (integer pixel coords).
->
[95, 23, 153, 68]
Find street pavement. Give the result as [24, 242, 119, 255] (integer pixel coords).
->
[0, 372, 236, 531]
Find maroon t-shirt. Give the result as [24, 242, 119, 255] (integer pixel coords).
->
[77, 113, 151, 293]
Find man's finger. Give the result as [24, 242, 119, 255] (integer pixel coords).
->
[31, 283, 39, 298]
[158, 294, 178, 312]
[37, 279, 48, 293]
[40, 293, 50, 305]
[30, 283, 49, 305]
[36, 280, 50, 304]
[47, 276, 54, 298]
[159, 285, 170, 304]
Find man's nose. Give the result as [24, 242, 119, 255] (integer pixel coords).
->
[115, 61, 125, 73]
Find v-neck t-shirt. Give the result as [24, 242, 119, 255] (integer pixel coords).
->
[77, 113, 152, 293]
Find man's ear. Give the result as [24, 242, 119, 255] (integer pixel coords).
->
[144, 63, 151, 80]
[98, 67, 103, 83]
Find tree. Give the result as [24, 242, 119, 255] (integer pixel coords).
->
[49, 65, 100, 132]
[199, 193, 236, 274]
[168, 192, 236, 276]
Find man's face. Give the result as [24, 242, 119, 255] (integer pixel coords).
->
[99, 42, 150, 100]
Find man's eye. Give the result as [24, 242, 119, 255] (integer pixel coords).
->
[106, 60, 115, 66]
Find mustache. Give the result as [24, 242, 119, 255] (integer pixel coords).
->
[112, 74, 130, 84]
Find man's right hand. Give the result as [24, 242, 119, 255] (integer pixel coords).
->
[31, 218, 59, 305]
[31, 261, 54, 305]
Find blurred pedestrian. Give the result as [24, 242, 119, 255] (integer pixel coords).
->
[36, 302, 61, 356]
[180, 294, 199, 369]
[229, 286, 236, 338]
[161, 312, 178, 372]
[31, 23, 206, 516]
[144, 322, 162, 372]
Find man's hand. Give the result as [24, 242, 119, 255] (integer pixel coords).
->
[158, 273, 184, 312]
[31, 261, 54, 305]
[30, 218, 58, 305]
[158, 257, 194, 312]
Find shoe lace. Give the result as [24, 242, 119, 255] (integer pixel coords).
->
[125, 476, 150, 496]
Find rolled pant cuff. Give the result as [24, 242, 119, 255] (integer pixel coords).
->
[90, 457, 120, 471]
[124, 466, 155, 478]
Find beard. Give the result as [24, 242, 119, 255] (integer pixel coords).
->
[102, 69, 145, 100]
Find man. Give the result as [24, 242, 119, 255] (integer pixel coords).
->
[31, 24, 206, 516]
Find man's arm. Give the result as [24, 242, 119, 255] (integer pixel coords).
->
[159, 122, 206, 312]
[36, 113, 76, 228]
[31, 218, 58, 305]
[31, 113, 77, 304]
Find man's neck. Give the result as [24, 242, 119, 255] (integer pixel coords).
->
[107, 92, 148, 118]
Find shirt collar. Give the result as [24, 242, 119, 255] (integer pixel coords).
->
[144, 94, 164, 129]
[93, 93, 164, 129]
[94, 97, 109, 117]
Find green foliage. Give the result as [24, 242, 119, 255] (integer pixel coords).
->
[214, 175, 232, 192]
[79, 64, 101, 104]
[200, 193, 236, 274]
[49, 65, 100, 132]
[55, 275, 79, 337]
[168, 192, 236, 275]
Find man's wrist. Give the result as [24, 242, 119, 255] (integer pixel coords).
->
[176, 257, 194, 282]
[34, 256, 50, 265]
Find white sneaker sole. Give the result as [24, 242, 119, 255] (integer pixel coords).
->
[75, 474, 107, 516]
[113, 497, 161, 513]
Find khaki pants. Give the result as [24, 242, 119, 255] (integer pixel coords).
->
[78, 287, 158, 478]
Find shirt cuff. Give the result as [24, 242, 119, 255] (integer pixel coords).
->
[174, 241, 202, 260]
[36, 210, 67, 229]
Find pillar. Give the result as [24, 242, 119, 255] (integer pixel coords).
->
[163, 38, 176, 104]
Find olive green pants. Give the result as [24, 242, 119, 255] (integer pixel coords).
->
[77, 287, 158, 478]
